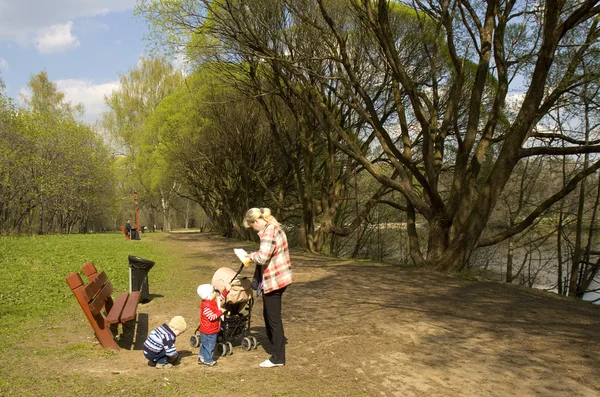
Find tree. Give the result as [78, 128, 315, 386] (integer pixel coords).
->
[1, 72, 115, 235]
[551, 67, 600, 297]
[145, 67, 292, 237]
[137, 0, 412, 251]
[102, 55, 184, 230]
[22, 71, 84, 118]
[0, 95, 33, 233]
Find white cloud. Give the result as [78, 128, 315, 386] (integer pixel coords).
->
[17, 87, 31, 106]
[55, 79, 120, 124]
[0, 57, 8, 71]
[172, 53, 189, 76]
[0, 1, 136, 50]
[172, 53, 184, 68]
[35, 22, 80, 54]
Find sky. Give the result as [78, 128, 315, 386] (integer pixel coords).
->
[0, 0, 157, 125]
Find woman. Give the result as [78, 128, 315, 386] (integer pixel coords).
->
[243, 207, 293, 368]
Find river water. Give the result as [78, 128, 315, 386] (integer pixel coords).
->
[583, 279, 600, 304]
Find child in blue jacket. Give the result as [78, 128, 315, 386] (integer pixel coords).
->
[143, 316, 187, 368]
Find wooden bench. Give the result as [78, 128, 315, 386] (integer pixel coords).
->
[120, 226, 131, 240]
[66, 262, 140, 350]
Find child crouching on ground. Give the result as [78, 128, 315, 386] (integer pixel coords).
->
[197, 283, 231, 366]
[143, 316, 187, 368]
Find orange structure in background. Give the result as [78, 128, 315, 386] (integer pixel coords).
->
[133, 191, 140, 235]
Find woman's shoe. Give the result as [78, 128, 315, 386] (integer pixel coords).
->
[259, 359, 284, 368]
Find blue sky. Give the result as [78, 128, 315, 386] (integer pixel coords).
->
[0, 0, 167, 124]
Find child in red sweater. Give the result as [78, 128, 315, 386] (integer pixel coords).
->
[196, 282, 231, 366]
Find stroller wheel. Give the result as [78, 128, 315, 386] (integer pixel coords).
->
[216, 342, 227, 357]
[226, 341, 233, 355]
[250, 336, 258, 350]
[241, 337, 252, 351]
[189, 334, 200, 348]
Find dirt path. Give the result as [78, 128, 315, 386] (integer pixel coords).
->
[17, 232, 600, 396]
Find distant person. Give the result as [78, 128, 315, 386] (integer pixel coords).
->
[143, 316, 187, 369]
[243, 207, 293, 368]
[127, 219, 141, 240]
[196, 282, 231, 366]
[125, 219, 133, 239]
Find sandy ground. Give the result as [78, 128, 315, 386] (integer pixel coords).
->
[14, 232, 600, 396]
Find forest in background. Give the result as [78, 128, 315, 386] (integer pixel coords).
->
[1, 0, 599, 301]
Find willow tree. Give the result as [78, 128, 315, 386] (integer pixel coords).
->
[137, 0, 429, 252]
[138, 0, 600, 271]
[144, 67, 293, 238]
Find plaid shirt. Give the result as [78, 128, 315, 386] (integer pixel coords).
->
[250, 223, 293, 294]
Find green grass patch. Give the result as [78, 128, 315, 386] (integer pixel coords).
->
[0, 232, 172, 352]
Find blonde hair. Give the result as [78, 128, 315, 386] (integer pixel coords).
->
[243, 207, 280, 228]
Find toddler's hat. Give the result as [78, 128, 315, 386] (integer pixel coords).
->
[197, 284, 214, 300]
[168, 316, 187, 333]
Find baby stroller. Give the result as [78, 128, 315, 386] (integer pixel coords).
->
[190, 267, 258, 356]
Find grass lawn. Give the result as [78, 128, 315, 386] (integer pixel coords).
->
[0, 232, 171, 340]
[0, 233, 173, 368]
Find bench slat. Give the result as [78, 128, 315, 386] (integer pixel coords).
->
[104, 292, 128, 325]
[82, 262, 98, 279]
[82, 271, 109, 302]
[88, 281, 114, 315]
[120, 291, 141, 323]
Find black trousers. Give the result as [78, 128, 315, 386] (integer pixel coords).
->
[262, 286, 287, 364]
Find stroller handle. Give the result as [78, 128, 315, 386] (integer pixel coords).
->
[230, 263, 245, 282]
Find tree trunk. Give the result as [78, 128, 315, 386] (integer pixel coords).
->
[427, 214, 449, 262]
[161, 198, 170, 232]
[506, 238, 514, 283]
[557, 211, 564, 295]
[568, 147, 588, 297]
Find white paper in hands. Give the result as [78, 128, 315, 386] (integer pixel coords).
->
[234, 248, 251, 266]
